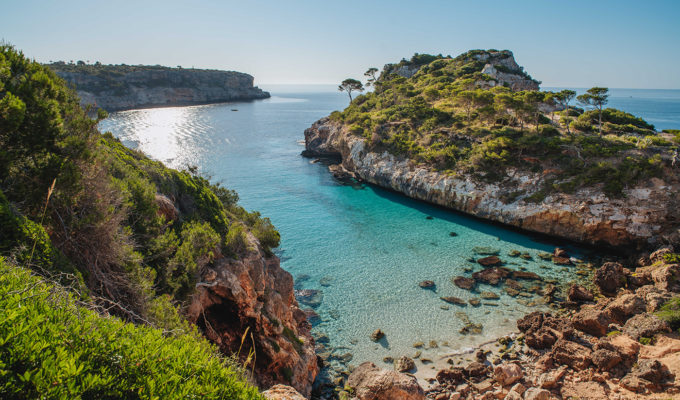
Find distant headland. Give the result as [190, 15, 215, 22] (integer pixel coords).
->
[47, 62, 270, 111]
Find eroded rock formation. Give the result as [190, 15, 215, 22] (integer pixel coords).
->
[186, 234, 317, 397]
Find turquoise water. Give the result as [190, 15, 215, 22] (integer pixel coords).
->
[99, 86, 680, 370]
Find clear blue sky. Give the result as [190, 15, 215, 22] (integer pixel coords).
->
[4, 0, 679, 88]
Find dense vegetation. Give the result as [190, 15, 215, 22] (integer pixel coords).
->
[0, 259, 263, 400]
[333, 50, 677, 198]
[1, 45, 275, 397]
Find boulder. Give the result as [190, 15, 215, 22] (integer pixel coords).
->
[371, 329, 385, 342]
[523, 387, 551, 400]
[567, 284, 594, 302]
[472, 267, 511, 285]
[465, 361, 489, 379]
[622, 313, 671, 340]
[418, 280, 435, 289]
[453, 276, 475, 290]
[394, 356, 415, 373]
[572, 306, 611, 337]
[593, 262, 625, 295]
[551, 339, 592, 370]
[605, 293, 646, 324]
[478, 256, 502, 267]
[537, 366, 567, 389]
[652, 264, 680, 292]
[633, 359, 673, 383]
[262, 385, 307, 400]
[436, 367, 466, 385]
[595, 334, 640, 369]
[553, 248, 570, 258]
[348, 362, 425, 400]
[493, 363, 523, 386]
[591, 348, 622, 371]
[649, 245, 674, 264]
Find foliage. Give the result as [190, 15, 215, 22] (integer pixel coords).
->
[330, 49, 669, 200]
[655, 297, 680, 332]
[338, 78, 364, 101]
[0, 259, 263, 400]
[0, 44, 280, 330]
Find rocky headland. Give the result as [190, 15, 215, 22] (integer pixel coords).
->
[303, 50, 680, 250]
[303, 117, 680, 249]
[48, 63, 270, 111]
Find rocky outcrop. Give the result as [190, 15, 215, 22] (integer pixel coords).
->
[262, 384, 307, 400]
[347, 362, 425, 400]
[50, 64, 270, 111]
[303, 118, 680, 249]
[186, 234, 317, 397]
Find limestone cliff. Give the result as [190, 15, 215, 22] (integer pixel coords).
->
[186, 233, 318, 397]
[48, 63, 270, 111]
[303, 118, 680, 249]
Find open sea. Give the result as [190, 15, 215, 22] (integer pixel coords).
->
[99, 86, 680, 371]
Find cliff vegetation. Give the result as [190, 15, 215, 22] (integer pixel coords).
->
[0, 44, 281, 397]
[331, 50, 677, 198]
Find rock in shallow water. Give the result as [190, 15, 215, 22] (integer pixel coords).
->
[453, 276, 475, 290]
[441, 296, 467, 305]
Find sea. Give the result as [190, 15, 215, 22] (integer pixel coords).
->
[99, 86, 680, 371]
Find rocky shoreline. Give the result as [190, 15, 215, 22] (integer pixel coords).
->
[302, 118, 680, 250]
[294, 246, 678, 400]
[49, 64, 270, 111]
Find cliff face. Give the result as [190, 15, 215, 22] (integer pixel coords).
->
[186, 234, 318, 397]
[50, 65, 270, 111]
[304, 118, 680, 249]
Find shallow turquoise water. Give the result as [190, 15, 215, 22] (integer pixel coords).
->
[99, 86, 679, 369]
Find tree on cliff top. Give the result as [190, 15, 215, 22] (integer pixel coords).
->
[577, 87, 609, 135]
[338, 78, 364, 101]
[554, 89, 576, 134]
[364, 67, 378, 86]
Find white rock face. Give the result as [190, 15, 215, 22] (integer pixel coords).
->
[303, 118, 680, 249]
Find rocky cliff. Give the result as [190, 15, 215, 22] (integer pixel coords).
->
[186, 232, 318, 397]
[49, 63, 270, 111]
[303, 118, 680, 249]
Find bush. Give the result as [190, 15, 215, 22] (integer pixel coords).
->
[225, 223, 250, 258]
[656, 297, 680, 331]
[0, 259, 263, 400]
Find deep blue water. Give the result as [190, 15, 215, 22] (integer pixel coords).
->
[99, 86, 680, 369]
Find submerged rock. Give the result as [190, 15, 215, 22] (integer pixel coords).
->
[441, 296, 467, 306]
[472, 267, 511, 285]
[453, 276, 475, 290]
[477, 256, 502, 267]
[481, 291, 500, 300]
[371, 329, 385, 342]
[418, 280, 436, 289]
[295, 289, 323, 308]
[473, 246, 500, 256]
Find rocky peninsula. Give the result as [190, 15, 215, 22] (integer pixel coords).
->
[303, 50, 680, 250]
[48, 62, 270, 111]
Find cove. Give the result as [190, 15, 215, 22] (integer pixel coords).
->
[99, 85, 597, 372]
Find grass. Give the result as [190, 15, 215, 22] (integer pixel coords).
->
[0, 258, 263, 400]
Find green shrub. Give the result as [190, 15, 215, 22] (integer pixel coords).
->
[0, 259, 262, 400]
[656, 297, 680, 331]
[663, 253, 680, 264]
[225, 223, 250, 258]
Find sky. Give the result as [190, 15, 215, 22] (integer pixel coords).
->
[4, 0, 680, 88]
